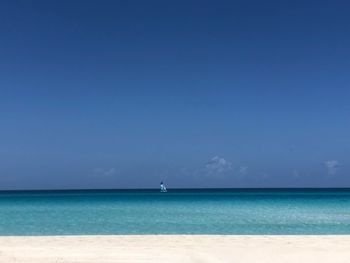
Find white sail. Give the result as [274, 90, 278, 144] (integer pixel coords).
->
[160, 182, 167, 192]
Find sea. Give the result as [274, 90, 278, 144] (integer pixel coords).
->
[0, 189, 350, 235]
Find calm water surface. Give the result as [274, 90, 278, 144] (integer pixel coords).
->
[0, 189, 350, 235]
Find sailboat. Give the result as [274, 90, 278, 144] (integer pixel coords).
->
[160, 181, 167, 192]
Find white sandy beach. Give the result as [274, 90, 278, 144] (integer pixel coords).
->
[0, 235, 349, 263]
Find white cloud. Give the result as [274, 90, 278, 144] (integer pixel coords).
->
[238, 166, 248, 175]
[186, 156, 248, 181]
[325, 160, 340, 175]
[205, 156, 232, 175]
[292, 169, 300, 177]
[94, 167, 116, 177]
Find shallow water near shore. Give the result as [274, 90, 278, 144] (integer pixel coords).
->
[1, 189, 350, 235]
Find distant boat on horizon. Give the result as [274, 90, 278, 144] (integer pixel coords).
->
[160, 182, 167, 192]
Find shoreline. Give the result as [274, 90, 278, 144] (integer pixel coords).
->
[1, 235, 349, 262]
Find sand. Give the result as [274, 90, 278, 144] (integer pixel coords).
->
[0, 235, 349, 263]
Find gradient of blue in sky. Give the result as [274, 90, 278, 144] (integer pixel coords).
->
[0, 0, 350, 189]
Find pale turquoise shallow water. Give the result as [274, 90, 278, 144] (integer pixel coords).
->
[0, 189, 350, 235]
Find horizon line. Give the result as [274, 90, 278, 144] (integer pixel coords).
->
[1, 187, 350, 192]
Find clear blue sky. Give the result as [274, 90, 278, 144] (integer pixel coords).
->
[0, 0, 349, 189]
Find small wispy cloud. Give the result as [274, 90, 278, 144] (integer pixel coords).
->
[238, 166, 248, 176]
[94, 167, 116, 177]
[186, 156, 248, 182]
[205, 156, 232, 175]
[292, 169, 300, 178]
[325, 160, 340, 175]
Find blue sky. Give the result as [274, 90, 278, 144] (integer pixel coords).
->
[0, 0, 349, 189]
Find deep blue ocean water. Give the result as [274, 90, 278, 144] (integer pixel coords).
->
[0, 189, 350, 235]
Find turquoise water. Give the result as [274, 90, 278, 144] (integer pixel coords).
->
[1, 189, 350, 235]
